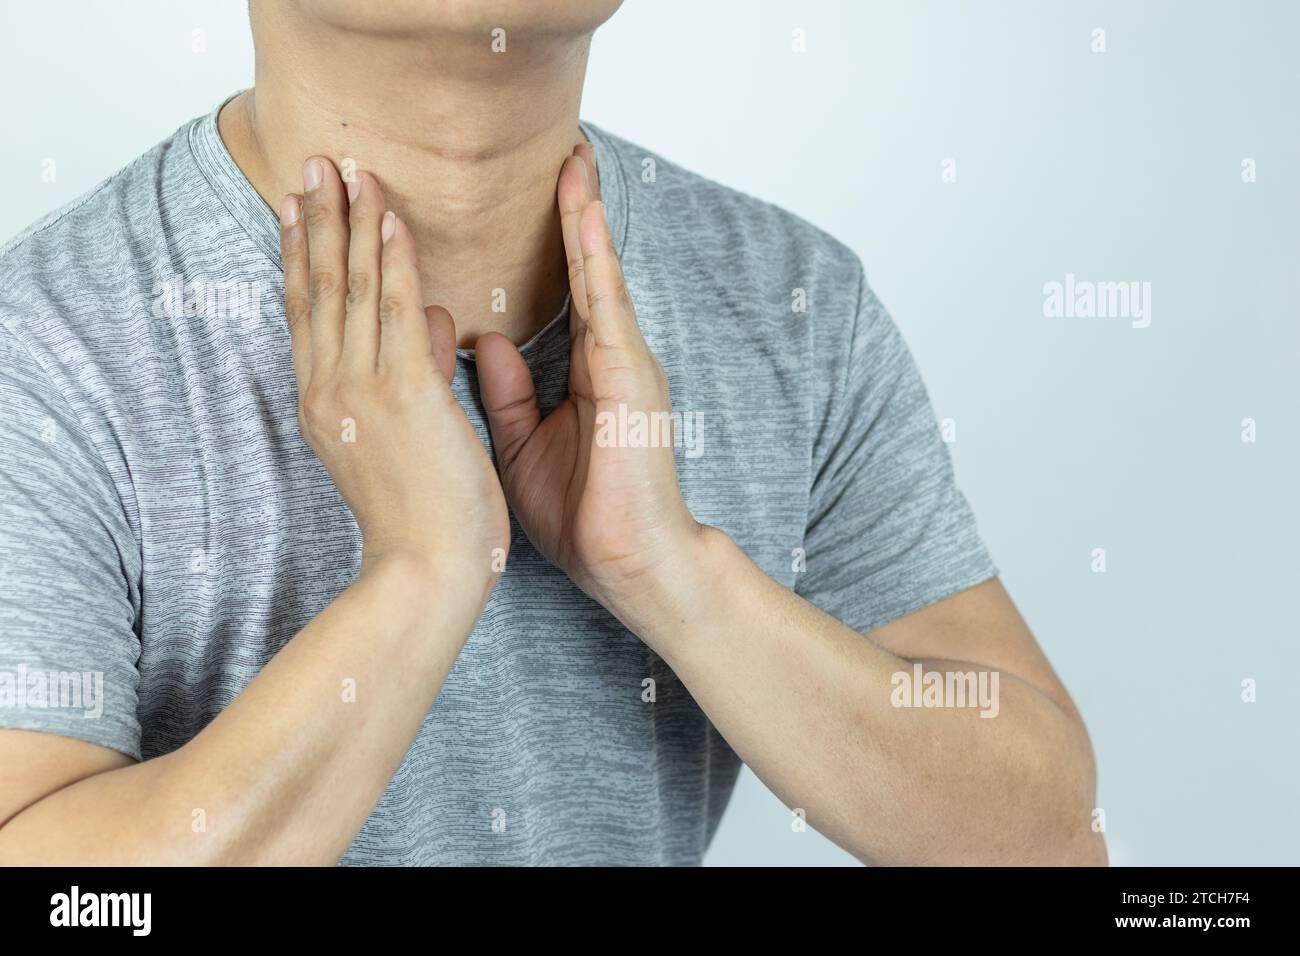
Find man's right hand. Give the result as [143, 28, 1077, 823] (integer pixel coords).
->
[280, 157, 510, 603]
[0, 159, 511, 864]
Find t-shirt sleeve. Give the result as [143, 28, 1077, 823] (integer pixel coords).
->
[0, 327, 143, 759]
[794, 266, 997, 633]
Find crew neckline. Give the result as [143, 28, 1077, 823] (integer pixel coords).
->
[186, 93, 630, 359]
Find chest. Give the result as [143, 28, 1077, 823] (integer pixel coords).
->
[122, 328, 812, 663]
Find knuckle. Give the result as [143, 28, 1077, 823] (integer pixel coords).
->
[309, 268, 341, 304]
[334, 373, 370, 407]
[284, 293, 312, 329]
[378, 295, 406, 326]
[588, 280, 631, 309]
[346, 269, 373, 309]
[300, 389, 335, 435]
[304, 199, 334, 229]
[566, 254, 586, 285]
[296, 407, 317, 449]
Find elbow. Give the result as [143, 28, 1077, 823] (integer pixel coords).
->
[901, 722, 1108, 866]
[1025, 729, 1109, 866]
[1016, 723, 1106, 866]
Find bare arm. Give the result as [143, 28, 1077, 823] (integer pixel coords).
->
[0, 157, 509, 865]
[476, 147, 1105, 866]
[630, 540, 1106, 866]
[0, 553, 481, 865]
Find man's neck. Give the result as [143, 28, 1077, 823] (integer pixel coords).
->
[219, 6, 593, 347]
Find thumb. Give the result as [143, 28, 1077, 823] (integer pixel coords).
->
[474, 331, 541, 472]
[424, 305, 458, 383]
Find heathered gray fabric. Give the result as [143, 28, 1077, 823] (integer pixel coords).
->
[0, 103, 996, 865]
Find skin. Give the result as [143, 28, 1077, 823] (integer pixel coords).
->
[0, 0, 1106, 865]
[219, 0, 619, 346]
[0, 158, 504, 865]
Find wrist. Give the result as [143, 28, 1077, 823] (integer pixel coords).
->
[604, 523, 740, 655]
[359, 544, 498, 631]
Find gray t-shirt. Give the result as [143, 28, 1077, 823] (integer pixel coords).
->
[0, 104, 995, 865]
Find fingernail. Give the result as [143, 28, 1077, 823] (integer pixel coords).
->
[594, 200, 607, 225]
[279, 195, 300, 226]
[575, 155, 590, 189]
[303, 158, 323, 192]
[381, 211, 396, 243]
[346, 176, 361, 204]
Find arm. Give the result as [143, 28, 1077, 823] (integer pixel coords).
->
[619, 538, 1105, 866]
[0, 157, 509, 865]
[0, 553, 480, 865]
[475, 146, 1104, 866]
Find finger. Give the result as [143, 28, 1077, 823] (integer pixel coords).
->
[301, 156, 350, 379]
[474, 331, 541, 474]
[574, 141, 602, 200]
[425, 305, 457, 384]
[377, 212, 436, 376]
[566, 299, 595, 403]
[578, 200, 645, 355]
[341, 170, 385, 374]
[278, 193, 312, 390]
[558, 154, 594, 331]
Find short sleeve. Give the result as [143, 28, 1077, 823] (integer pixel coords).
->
[794, 268, 997, 633]
[0, 327, 143, 759]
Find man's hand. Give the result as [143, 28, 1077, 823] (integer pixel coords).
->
[475, 146, 702, 619]
[0, 158, 524, 866]
[478, 150, 1102, 866]
[284, 157, 510, 600]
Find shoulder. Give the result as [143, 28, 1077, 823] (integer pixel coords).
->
[0, 118, 200, 354]
[586, 123, 867, 335]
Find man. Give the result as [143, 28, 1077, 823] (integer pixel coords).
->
[0, 1, 1104, 865]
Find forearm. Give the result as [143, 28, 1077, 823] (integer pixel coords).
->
[0, 553, 484, 865]
[628, 528, 1104, 866]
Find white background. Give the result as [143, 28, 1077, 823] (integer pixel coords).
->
[2, 0, 1296, 866]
